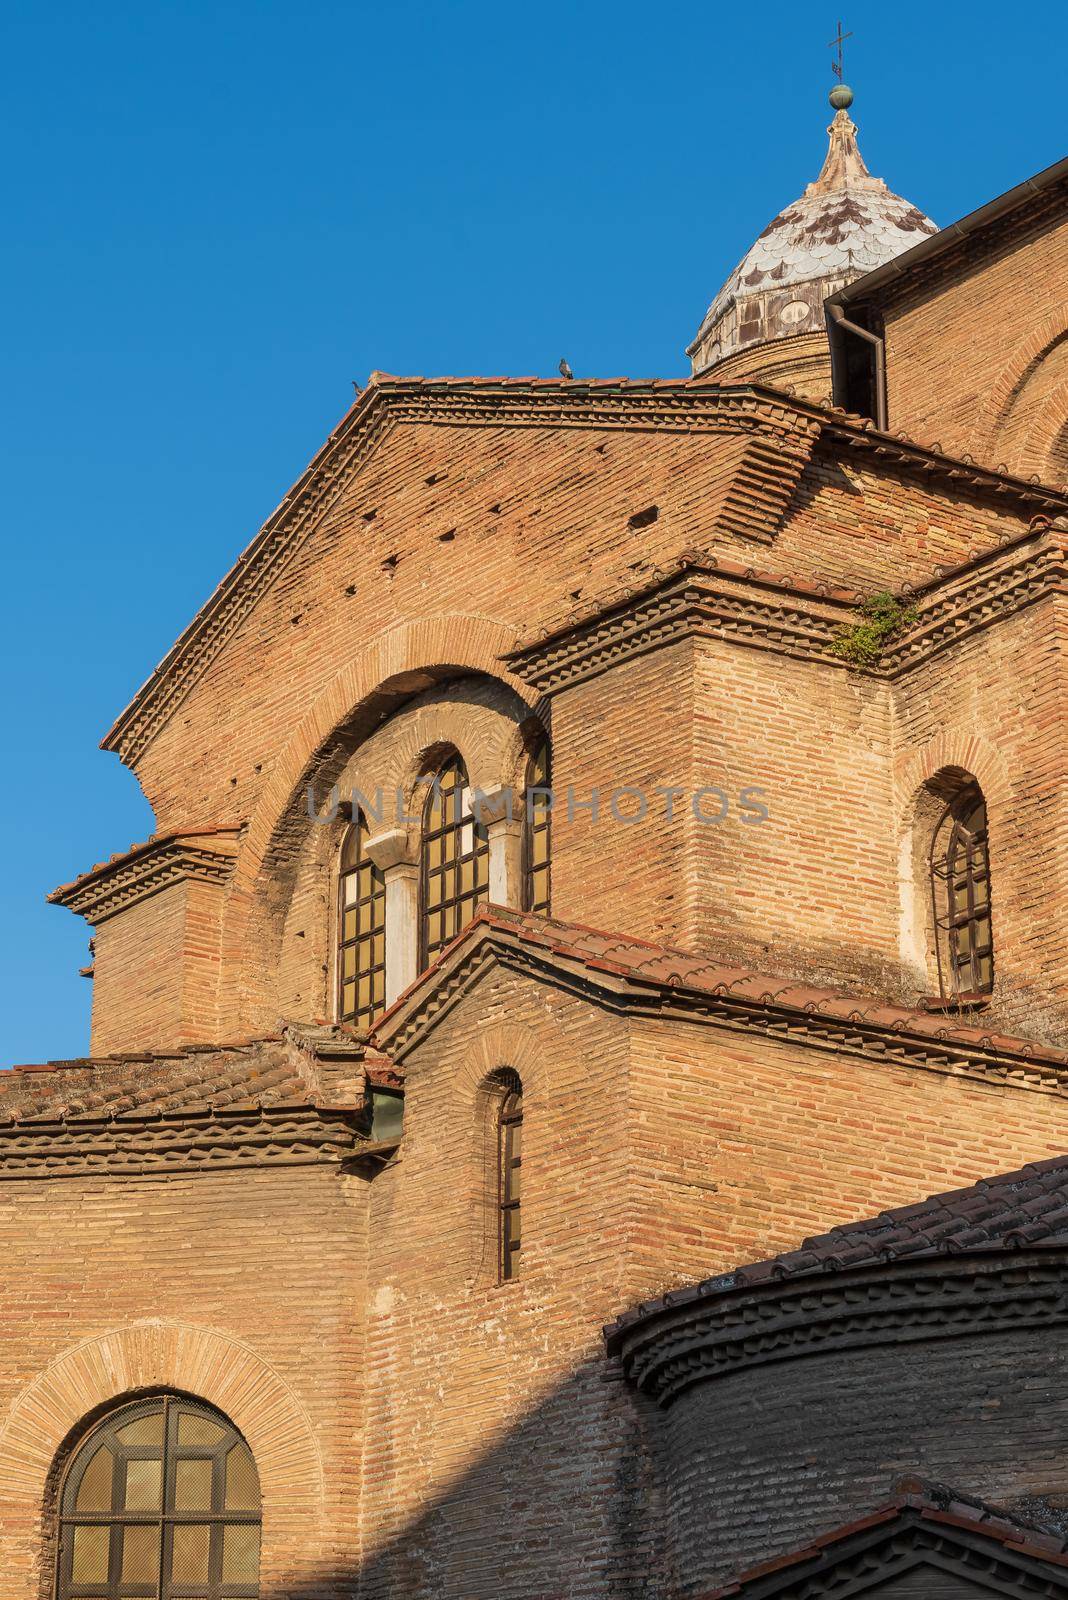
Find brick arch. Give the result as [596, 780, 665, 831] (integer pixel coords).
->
[219, 614, 533, 1029]
[979, 302, 1068, 465]
[339, 681, 540, 861]
[893, 728, 1014, 823]
[453, 1018, 551, 1107]
[894, 730, 1012, 991]
[0, 1319, 323, 1590]
[1019, 380, 1068, 486]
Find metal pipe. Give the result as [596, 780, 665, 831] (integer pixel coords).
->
[828, 300, 888, 431]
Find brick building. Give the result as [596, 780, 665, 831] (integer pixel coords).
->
[6, 84, 1068, 1600]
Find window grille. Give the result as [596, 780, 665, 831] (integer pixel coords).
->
[56, 1393, 260, 1600]
[929, 784, 993, 999]
[338, 813, 386, 1028]
[420, 756, 489, 965]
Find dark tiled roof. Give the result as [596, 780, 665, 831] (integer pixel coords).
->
[701, 1477, 1068, 1599]
[606, 1150, 1068, 1346]
[733, 1153, 1068, 1288]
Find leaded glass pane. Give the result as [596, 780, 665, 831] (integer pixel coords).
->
[58, 1397, 261, 1600]
[171, 1523, 211, 1582]
[120, 1523, 159, 1583]
[224, 1443, 260, 1511]
[123, 1458, 161, 1511]
[174, 1456, 214, 1511]
[337, 813, 387, 1029]
[74, 1444, 114, 1512]
[71, 1524, 110, 1583]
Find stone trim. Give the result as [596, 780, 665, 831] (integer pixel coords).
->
[0, 1105, 363, 1181]
[48, 832, 241, 925]
[100, 377, 1067, 767]
[605, 1250, 1068, 1405]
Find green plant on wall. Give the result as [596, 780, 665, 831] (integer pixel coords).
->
[830, 591, 918, 669]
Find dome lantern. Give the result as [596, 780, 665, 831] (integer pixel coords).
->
[687, 92, 938, 393]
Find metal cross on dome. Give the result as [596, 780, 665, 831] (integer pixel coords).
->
[829, 19, 852, 81]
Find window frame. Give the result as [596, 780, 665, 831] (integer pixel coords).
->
[55, 1392, 261, 1600]
[495, 1072, 523, 1283]
[928, 783, 994, 1001]
[418, 754, 490, 968]
[522, 739, 551, 916]
[336, 811, 387, 1029]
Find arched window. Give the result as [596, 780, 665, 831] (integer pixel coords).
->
[420, 754, 489, 966]
[496, 1071, 523, 1282]
[338, 812, 386, 1028]
[523, 739, 551, 916]
[929, 782, 993, 999]
[56, 1393, 261, 1599]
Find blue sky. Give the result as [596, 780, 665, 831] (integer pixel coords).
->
[3, 0, 1065, 1065]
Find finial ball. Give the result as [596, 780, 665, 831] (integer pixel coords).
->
[829, 83, 854, 110]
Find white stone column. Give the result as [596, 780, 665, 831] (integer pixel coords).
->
[477, 786, 526, 910]
[365, 828, 420, 1005]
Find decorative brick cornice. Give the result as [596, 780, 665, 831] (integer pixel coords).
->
[503, 560, 857, 694]
[100, 375, 1068, 768]
[695, 1482, 1068, 1600]
[48, 829, 241, 924]
[372, 911, 1068, 1110]
[503, 526, 1068, 692]
[0, 1104, 363, 1180]
[605, 1251, 1068, 1405]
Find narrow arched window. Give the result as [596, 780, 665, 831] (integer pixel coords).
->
[929, 783, 993, 999]
[56, 1393, 261, 1599]
[338, 812, 387, 1028]
[420, 754, 489, 966]
[496, 1071, 523, 1282]
[523, 739, 551, 916]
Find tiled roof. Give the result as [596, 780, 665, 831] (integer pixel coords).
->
[700, 1477, 1068, 1599]
[605, 1147, 1068, 1349]
[731, 1152, 1068, 1288]
[48, 825, 242, 903]
[0, 1024, 368, 1124]
[691, 108, 937, 363]
[371, 905, 1068, 1070]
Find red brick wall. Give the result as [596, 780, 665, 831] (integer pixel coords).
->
[0, 1162, 366, 1599]
[879, 198, 1068, 476]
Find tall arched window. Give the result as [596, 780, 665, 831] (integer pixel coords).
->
[56, 1393, 261, 1599]
[929, 782, 993, 999]
[495, 1070, 523, 1282]
[523, 739, 551, 916]
[338, 812, 386, 1028]
[420, 754, 489, 966]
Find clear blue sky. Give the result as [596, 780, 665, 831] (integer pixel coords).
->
[3, 0, 1064, 1065]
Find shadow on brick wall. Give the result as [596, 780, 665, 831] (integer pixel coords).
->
[275, 1355, 669, 1600]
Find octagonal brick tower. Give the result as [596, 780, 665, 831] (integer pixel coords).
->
[688, 88, 938, 398]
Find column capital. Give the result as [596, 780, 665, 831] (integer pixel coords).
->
[364, 827, 416, 873]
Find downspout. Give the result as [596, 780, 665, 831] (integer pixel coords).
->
[828, 301, 888, 431]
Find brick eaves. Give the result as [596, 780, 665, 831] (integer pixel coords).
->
[695, 1478, 1068, 1600]
[98, 376, 1068, 770]
[369, 906, 1068, 1090]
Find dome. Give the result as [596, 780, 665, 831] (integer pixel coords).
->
[688, 97, 938, 380]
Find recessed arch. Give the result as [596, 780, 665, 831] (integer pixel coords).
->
[0, 1320, 323, 1593]
[218, 616, 538, 1030]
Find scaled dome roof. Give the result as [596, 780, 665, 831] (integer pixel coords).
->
[688, 96, 938, 375]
